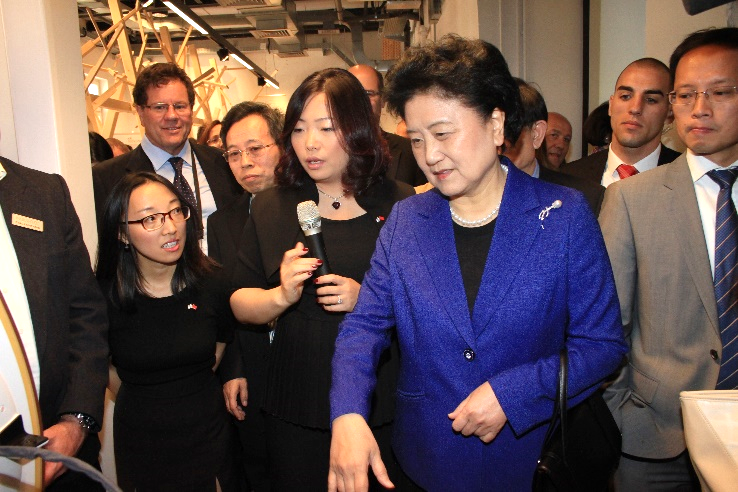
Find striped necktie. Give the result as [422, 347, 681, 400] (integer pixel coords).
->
[616, 164, 639, 180]
[708, 168, 738, 389]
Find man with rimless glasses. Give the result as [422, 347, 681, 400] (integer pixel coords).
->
[600, 27, 738, 490]
[93, 63, 241, 255]
[208, 101, 284, 492]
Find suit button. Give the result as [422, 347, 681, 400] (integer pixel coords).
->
[710, 349, 719, 361]
[463, 349, 475, 361]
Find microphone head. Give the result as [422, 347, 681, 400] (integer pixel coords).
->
[552, 200, 562, 209]
[297, 200, 322, 231]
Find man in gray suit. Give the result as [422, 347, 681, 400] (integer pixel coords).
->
[600, 27, 738, 489]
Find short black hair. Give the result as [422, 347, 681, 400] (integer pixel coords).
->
[582, 101, 612, 148]
[514, 78, 548, 128]
[616, 57, 670, 88]
[132, 63, 196, 107]
[95, 172, 214, 310]
[220, 101, 284, 151]
[670, 28, 738, 84]
[385, 34, 523, 146]
[275, 68, 389, 195]
[89, 131, 114, 164]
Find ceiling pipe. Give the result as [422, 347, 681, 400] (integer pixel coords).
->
[329, 0, 395, 71]
[161, 0, 280, 88]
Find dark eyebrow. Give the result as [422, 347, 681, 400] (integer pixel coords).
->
[617, 85, 665, 97]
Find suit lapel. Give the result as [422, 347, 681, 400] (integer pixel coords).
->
[414, 191, 475, 346]
[665, 157, 720, 335]
[126, 145, 155, 173]
[472, 164, 542, 335]
[0, 164, 49, 357]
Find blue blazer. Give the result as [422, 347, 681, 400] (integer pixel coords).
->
[331, 162, 627, 491]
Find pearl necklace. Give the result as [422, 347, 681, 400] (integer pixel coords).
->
[450, 203, 500, 227]
[316, 186, 347, 209]
[449, 164, 507, 227]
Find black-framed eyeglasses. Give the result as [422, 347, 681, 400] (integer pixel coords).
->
[122, 206, 191, 231]
[365, 90, 382, 98]
[222, 143, 276, 163]
[668, 86, 738, 105]
[140, 103, 192, 115]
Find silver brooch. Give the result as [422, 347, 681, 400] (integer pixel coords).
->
[538, 200, 562, 229]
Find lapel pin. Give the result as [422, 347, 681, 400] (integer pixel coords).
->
[187, 304, 198, 310]
[376, 216, 385, 223]
[11, 213, 44, 232]
[538, 200, 562, 229]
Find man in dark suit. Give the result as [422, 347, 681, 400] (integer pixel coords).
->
[600, 28, 738, 489]
[542, 111, 572, 169]
[209, 101, 283, 492]
[348, 64, 427, 187]
[92, 63, 241, 254]
[503, 79, 605, 215]
[0, 156, 108, 490]
[561, 58, 680, 186]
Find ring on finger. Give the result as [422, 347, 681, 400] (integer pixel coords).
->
[337, 295, 343, 305]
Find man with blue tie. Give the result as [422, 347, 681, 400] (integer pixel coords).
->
[600, 27, 738, 490]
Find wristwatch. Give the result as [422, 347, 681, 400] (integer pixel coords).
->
[60, 413, 101, 433]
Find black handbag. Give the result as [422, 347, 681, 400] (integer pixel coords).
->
[532, 350, 622, 491]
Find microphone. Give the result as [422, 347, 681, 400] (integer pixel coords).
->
[296, 200, 332, 277]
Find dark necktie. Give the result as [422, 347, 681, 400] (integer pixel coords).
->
[616, 164, 639, 180]
[168, 157, 197, 213]
[708, 168, 738, 389]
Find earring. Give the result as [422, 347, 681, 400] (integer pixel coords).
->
[123, 243, 130, 251]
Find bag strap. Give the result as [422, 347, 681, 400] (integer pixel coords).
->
[558, 349, 568, 462]
[542, 348, 568, 456]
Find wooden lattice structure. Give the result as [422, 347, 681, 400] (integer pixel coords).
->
[81, 0, 233, 138]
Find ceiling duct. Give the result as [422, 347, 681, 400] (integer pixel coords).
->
[250, 18, 296, 38]
[381, 16, 407, 42]
[215, 0, 283, 7]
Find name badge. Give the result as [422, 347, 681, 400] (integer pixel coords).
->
[11, 213, 43, 232]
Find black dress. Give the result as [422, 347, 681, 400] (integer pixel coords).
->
[233, 179, 414, 490]
[106, 271, 243, 492]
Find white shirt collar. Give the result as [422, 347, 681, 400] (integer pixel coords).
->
[140, 135, 192, 172]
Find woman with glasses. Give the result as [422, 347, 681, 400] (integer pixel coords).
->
[96, 172, 244, 491]
[197, 119, 224, 150]
[229, 68, 414, 490]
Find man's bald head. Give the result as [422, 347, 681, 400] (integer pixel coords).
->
[348, 64, 384, 121]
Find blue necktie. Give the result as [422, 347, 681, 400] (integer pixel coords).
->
[708, 168, 738, 389]
[168, 157, 197, 213]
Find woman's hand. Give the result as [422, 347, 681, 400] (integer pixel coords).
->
[328, 414, 394, 492]
[315, 275, 361, 312]
[448, 382, 507, 443]
[223, 377, 248, 420]
[278, 242, 321, 306]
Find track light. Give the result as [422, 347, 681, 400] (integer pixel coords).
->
[257, 76, 266, 87]
[231, 54, 253, 70]
[217, 47, 229, 61]
[162, 1, 208, 35]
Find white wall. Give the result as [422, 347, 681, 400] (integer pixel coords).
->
[1, 0, 97, 255]
[525, 0, 584, 161]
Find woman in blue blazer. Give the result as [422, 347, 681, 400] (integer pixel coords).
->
[328, 35, 628, 492]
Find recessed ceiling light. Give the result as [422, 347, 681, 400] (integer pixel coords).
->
[152, 12, 168, 18]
